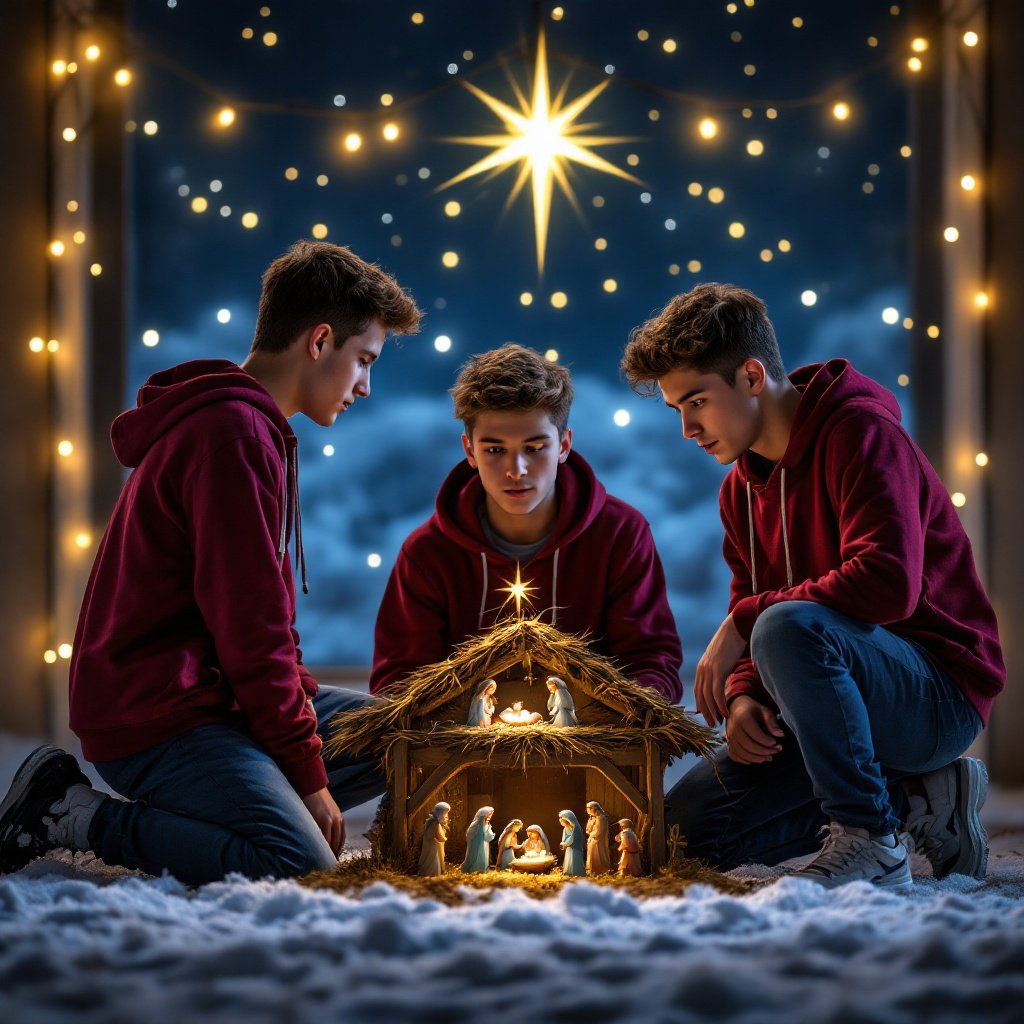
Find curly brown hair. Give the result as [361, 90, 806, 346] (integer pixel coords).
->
[250, 240, 421, 353]
[621, 283, 785, 393]
[450, 344, 573, 436]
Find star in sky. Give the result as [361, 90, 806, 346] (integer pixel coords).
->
[441, 30, 639, 274]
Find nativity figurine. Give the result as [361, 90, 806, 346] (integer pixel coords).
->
[497, 700, 544, 727]
[546, 676, 578, 727]
[509, 823, 556, 874]
[416, 801, 451, 877]
[585, 800, 612, 875]
[558, 809, 586, 876]
[460, 805, 495, 873]
[466, 679, 498, 727]
[616, 818, 642, 877]
[495, 818, 525, 869]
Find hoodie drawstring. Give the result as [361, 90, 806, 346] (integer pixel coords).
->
[279, 445, 308, 594]
[478, 552, 489, 629]
[746, 468, 792, 595]
[551, 549, 559, 627]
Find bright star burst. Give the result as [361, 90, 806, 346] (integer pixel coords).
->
[441, 30, 639, 274]
[498, 563, 539, 618]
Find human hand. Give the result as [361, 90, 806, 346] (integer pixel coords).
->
[724, 696, 784, 765]
[302, 788, 346, 856]
[693, 614, 746, 725]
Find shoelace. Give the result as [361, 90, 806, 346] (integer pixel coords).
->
[804, 823, 873, 874]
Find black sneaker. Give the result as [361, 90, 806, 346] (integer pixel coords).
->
[0, 745, 90, 873]
[903, 757, 989, 880]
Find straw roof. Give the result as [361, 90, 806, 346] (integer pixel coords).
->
[326, 616, 718, 763]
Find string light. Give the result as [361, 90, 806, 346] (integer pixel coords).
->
[668, 263, 680, 275]
[551, 7, 564, 21]
[442, 251, 459, 268]
[344, 132, 362, 152]
[191, 196, 208, 213]
[603, 278, 618, 293]
[114, 68, 132, 86]
[550, 291, 568, 308]
[29, 337, 45, 353]
[57, 440, 74, 457]
[832, 101, 851, 121]
[963, 31, 979, 47]
[284, 167, 299, 180]
[778, 239, 792, 252]
[75, 532, 92, 549]
[216, 107, 236, 127]
[960, 174, 976, 191]
[367, 553, 383, 568]
[520, 292, 533, 306]
[897, 374, 910, 386]
[545, 349, 559, 362]
[974, 291, 989, 309]
[951, 492, 967, 508]
[47, 339, 60, 352]
[663, 39, 677, 53]
[594, 238, 608, 250]
[943, 226, 959, 242]
[312, 223, 328, 239]
[142, 329, 160, 347]
[444, 200, 461, 216]
[143, 120, 159, 135]
[380, 93, 394, 107]
[72, 231, 86, 244]
[411, 12, 424, 24]
[746, 139, 764, 156]
[263, 32, 278, 47]
[613, 410, 631, 427]
[975, 452, 989, 467]
[687, 259, 702, 273]
[85, 44, 101, 61]
[926, 325, 940, 339]
[698, 117, 719, 140]
[58, 644, 73, 660]
[760, 249, 773, 262]
[241, 212, 259, 228]
[217, 308, 232, 322]
[707, 187, 725, 204]
[900, 145, 912, 157]
[688, 182, 703, 196]
[382, 123, 400, 141]
[801, 290, 818, 306]
[911, 37, 929, 52]
[907, 56, 923, 72]
[43, 650, 58, 665]
[52, 60, 67, 75]
[882, 307, 900, 324]
[62, 128, 77, 142]
[322, 444, 335, 457]
[49, 240, 65, 257]
[902, 317, 914, 329]
[728, 222, 746, 238]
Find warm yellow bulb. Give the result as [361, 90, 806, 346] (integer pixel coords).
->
[114, 68, 132, 86]
[380, 93, 394, 107]
[217, 107, 236, 128]
[29, 337, 45, 352]
[792, 17, 804, 28]
[963, 31, 979, 47]
[44, 649, 58, 665]
[551, 6, 564, 20]
[900, 145, 913, 158]
[728, 222, 746, 239]
[382, 122, 399, 141]
[594, 238, 608, 251]
[907, 56, 923, 72]
[411, 12, 424, 24]
[58, 643, 73, 660]
[960, 174, 976, 191]
[191, 197, 208, 213]
[284, 166, 299, 181]
[241, 212, 259, 229]
[90, 263, 103, 276]
[688, 182, 703, 196]
[57, 440, 74, 457]
[67, 62, 78, 74]
[832, 101, 851, 121]
[47, 339, 60, 352]
[974, 291, 990, 309]
[637, 29, 650, 41]
[760, 249, 773, 262]
[62, 127, 77, 142]
[545, 349, 559, 362]
[550, 291, 568, 309]
[698, 117, 719, 140]
[67, 200, 79, 212]
[951, 491, 967, 508]
[603, 279, 618, 293]
[262, 32, 278, 46]
[142, 329, 160, 347]
[687, 260, 702, 273]
[943, 226, 959, 242]
[926, 325, 940, 339]
[442, 251, 459, 268]
[520, 292, 533, 306]
[52, 60, 67, 75]
[344, 132, 362, 152]
[312, 223, 328, 239]
[663, 39, 677, 53]
[975, 452, 989, 467]
[902, 317, 914, 330]
[242, 27, 254, 40]
[72, 230, 86, 244]
[668, 264, 680, 276]
[143, 120, 158, 135]
[778, 239, 792, 252]
[85, 44, 101, 61]
[746, 139, 764, 156]
[444, 200, 461, 217]
[911, 37, 929, 52]
[49, 240, 65, 257]
[707, 187, 725, 204]
[75, 531, 92, 549]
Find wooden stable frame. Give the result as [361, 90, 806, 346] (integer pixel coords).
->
[386, 733, 668, 871]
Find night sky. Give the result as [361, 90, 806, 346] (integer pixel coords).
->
[127, 0, 913, 676]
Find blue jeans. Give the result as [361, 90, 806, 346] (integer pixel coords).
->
[88, 686, 385, 884]
[666, 602, 982, 869]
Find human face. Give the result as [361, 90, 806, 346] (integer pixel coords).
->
[462, 408, 571, 543]
[658, 361, 765, 465]
[303, 320, 385, 426]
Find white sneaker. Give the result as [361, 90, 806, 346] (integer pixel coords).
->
[43, 784, 105, 852]
[793, 822, 912, 891]
[903, 757, 989, 880]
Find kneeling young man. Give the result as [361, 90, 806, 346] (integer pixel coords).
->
[0, 241, 421, 884]
[371, 343, 682, 700]
[622, 283, 1004, 890]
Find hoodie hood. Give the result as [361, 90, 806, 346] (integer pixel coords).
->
[431, 449, 607, 561]
[111, 359, 289, 469]
[736, 359, 903, 485]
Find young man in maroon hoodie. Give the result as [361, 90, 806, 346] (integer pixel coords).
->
[371, 343, 682, 701]
[622, 283, 1004, 890]
[0, 241, 421, 884]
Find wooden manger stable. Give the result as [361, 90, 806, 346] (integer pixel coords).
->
[326, 618, 718, 874]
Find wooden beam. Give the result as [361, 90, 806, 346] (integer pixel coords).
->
[388, 739, 409, 855]
[407, 751, 486, 822]
[645, 738, 666, 870]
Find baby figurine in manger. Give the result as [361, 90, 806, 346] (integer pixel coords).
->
[509, 823, 556, 874]
[497, 700, 544, 727]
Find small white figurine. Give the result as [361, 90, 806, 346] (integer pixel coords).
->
[616, 818, 642, 877]
[467, 679, 498, 727]
[497, 700, 544, 726]
[546, 676, 578, 727]
[522, 824, 551, 857]
[460, 805, 495, 873]
[558, 809, 586, 876]
[585, 800, 612, 875]
[417, 801, 451, 877]
[495, 818, 525, 869]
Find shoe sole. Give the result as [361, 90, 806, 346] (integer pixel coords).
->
[951, 756, 989, 880]
[0, 745, 89, 872]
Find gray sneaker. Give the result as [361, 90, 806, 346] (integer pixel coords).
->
[793, 822, 912, 891]
[0, 745, 91, 873]
[903, 757, 989, 880]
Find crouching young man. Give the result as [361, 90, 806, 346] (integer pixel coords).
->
[371, 343, 682, 700]
[0, 241, 421, 884]
[622, 283, 1004, 890]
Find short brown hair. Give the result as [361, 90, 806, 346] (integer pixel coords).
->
[250, 240, 421, 353]
[450, 344, 573, 436]
[621, 283, 785, 393]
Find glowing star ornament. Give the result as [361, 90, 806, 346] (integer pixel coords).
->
[440, 30, 638, 274]
[498, 563, 539, 618]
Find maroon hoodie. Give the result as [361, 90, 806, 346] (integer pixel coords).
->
[370, 451, 683, 700]
[70, 360, 328, 796]
[722, 359, 1004, 724]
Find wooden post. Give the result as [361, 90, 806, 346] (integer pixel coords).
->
[644, 738, 665, 871]
[389, 739, 409, 858]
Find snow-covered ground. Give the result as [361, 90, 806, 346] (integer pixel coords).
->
[2, 734, 1023, 1024]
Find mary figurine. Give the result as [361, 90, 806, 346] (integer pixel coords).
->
[495, 818, 524, 869]
[546, 676, 577, 727]
[558, 809, 586, 876]
[467, 679, 498, 727]
[460, 805, 495, 873]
